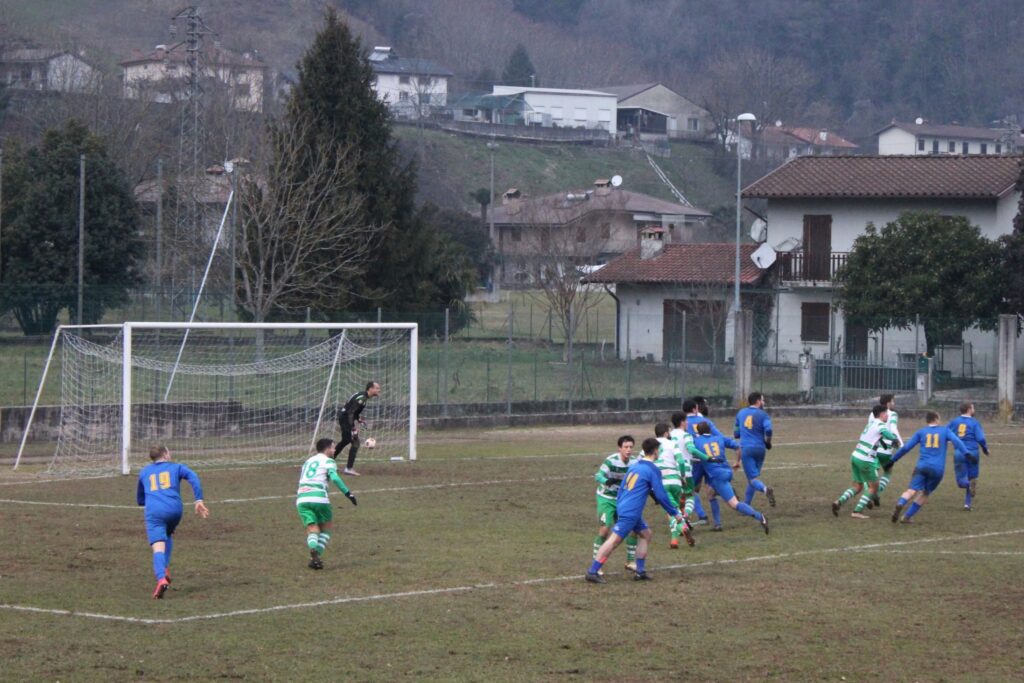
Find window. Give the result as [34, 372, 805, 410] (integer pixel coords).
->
[688, 117, 700, 131]
[801, 302, 830, 342]
[574, 107, 587, 123]
[981, 143, 988, 154]
[420, 76, 432, 87]
[600, 222, 611, 239]
[576, 226, 587, 242]
[551, 106, 563, 120]
[235, 82, 250, 96]
[917, 138, 925, 151]
[418, 93, 431, 105]
[399, 75, 410, 84]
[931, 139, 939, 154]
[20, 66, 31, 80]
[996, 143, 1002, 154]
[948, 140, 956, 153]
[962, 141, 969, 154]
[398, 91, 409, 102]
[510, 227, 522, 242]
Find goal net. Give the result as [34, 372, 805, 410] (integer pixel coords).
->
[16, 323, 417, 475]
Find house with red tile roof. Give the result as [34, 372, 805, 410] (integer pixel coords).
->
[761, 125, 858, 163]
[742, 154, 1023, 369]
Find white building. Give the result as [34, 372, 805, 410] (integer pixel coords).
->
[876, 120, 1021, 155]
[489, 85, 617, 131]
[368, 47, 452, 120]
[0, 48, 97, 93]
[742, 154, 1024, 373]
[121, 43, 267, 112]
[584, 240, 764, 363]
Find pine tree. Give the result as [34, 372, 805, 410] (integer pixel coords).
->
[284, 9, 473, 317]
[502, 44, 538, 87]
[1001, 159, 1024, 313]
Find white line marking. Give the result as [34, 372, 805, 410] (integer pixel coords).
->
[850, 549, 1024, 557]
[2, 527, 1020, 624]
[0, 463, 826, 509]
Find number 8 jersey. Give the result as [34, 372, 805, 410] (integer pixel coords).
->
[136, 461, 204, 515]
[296, 453, 338, 506]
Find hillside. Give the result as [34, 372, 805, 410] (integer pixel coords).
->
[394, 125, 738, 227]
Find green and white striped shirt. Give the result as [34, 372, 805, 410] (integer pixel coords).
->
[296, 453, 341, 506]
[851, 417, 896, 463]
[670, 428, 695, 479]
[873, 410, 901, 456]
[656, 437, 683, 487]
[595, 453, 631, 500]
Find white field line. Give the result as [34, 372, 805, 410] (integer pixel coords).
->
[850, 549, 1024, 557]
[2, 527, 1020, 625]
[0, 463, 828, 509]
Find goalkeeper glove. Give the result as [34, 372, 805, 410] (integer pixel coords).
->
[344, 492, 358, 506]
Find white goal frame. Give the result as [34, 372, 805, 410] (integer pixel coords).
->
[15, 321, 418, 474]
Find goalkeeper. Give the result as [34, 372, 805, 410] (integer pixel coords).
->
[297, 438, 357, 570]
[336, 380, 381, 476]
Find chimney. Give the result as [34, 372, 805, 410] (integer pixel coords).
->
[155, 44, 166, 60]
[593, 178, 612, 196]
[639, 226, 665, 260]
[502, 188, 522, 215]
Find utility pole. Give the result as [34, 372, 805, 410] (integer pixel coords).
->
[0, 149, 4, 283]
[78, 154, 85, 326]
[155, 157, 163, 321]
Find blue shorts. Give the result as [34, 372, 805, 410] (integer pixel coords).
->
[691, 461, 706, 489]
[954, 456, 980, 487]
[909, 467, 943, 495]
[740, 446, 766, 480]
[145, 510, 182, 545]
[706, 463, 736, 501]
[611, 515, 649, 539]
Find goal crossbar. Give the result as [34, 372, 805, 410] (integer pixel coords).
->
[14, 322, 418, 474]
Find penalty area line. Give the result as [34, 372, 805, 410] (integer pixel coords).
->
[3, 527, 1021, 624]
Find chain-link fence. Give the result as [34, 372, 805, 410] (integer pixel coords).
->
[0, 286, 1018, 417]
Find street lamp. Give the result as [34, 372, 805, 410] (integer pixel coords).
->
[487, 136, 499, 292]
[734, 112, 756, 316]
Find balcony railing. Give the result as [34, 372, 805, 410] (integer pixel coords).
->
[779, 251, 848, 283]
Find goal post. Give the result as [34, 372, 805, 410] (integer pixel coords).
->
[15, 321, 418, 475]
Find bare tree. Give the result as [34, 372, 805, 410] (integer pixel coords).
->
[234, 116, 380, 326]
[511, 194, 621, 360]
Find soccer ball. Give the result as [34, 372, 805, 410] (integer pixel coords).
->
[364, 437, 377, 449]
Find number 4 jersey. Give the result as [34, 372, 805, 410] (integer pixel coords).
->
[136, 461, 204, 516]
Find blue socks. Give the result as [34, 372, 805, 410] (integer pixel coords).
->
[588, 558, 604, 574]
[904, 502, 922, 519]
[965, 490, 973, 507]
[736, 502, 763, 521]
[164, 536, 173, 567]
[635, 558, 646, 574]
[152, 550, 167, 581]
[897, 496, 908, 506]
[710, 498, 722, 526]
[744, 484, 755, 505]
[692, 495, 707, 519]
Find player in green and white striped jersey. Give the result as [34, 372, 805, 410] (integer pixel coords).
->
[593, 435, 639, 572]
[831, 405, 898, 519]
[297, 438, 357, 569]
[871, 394, 903, 504]
[656, 423, 695, 549]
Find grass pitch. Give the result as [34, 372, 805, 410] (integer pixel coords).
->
[1, 417, 1023, 681]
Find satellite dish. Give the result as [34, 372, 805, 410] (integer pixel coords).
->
[749, 218, 767, 243]
[775, 120, 782, 128]
[223, 160, 235, 174]
[610, 175, 623, 187]
[915, 117, 924, 125]
[751, 243, 777, 269]
[774, 237, 801, 253]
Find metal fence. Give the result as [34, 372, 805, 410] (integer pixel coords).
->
[0, 286, 1017, 415]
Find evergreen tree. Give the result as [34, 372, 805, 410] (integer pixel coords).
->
[502, 44, 538, 87]
[0, 120, 143, 335]
[1001, 159, 1024, 314]
[286, 8, 470, 315]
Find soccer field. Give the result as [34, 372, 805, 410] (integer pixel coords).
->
[1, 417, 1023, 681]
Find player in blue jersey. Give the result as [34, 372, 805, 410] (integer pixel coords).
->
[684, 398, 724, 529]
[947, 402, 990, 511]
[734, 392, 776, 508]
[888, 412, 967, 523]
[692, 421, 770, 534]
[136, 446, 209, 599]
[585, 437, 687, 583]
